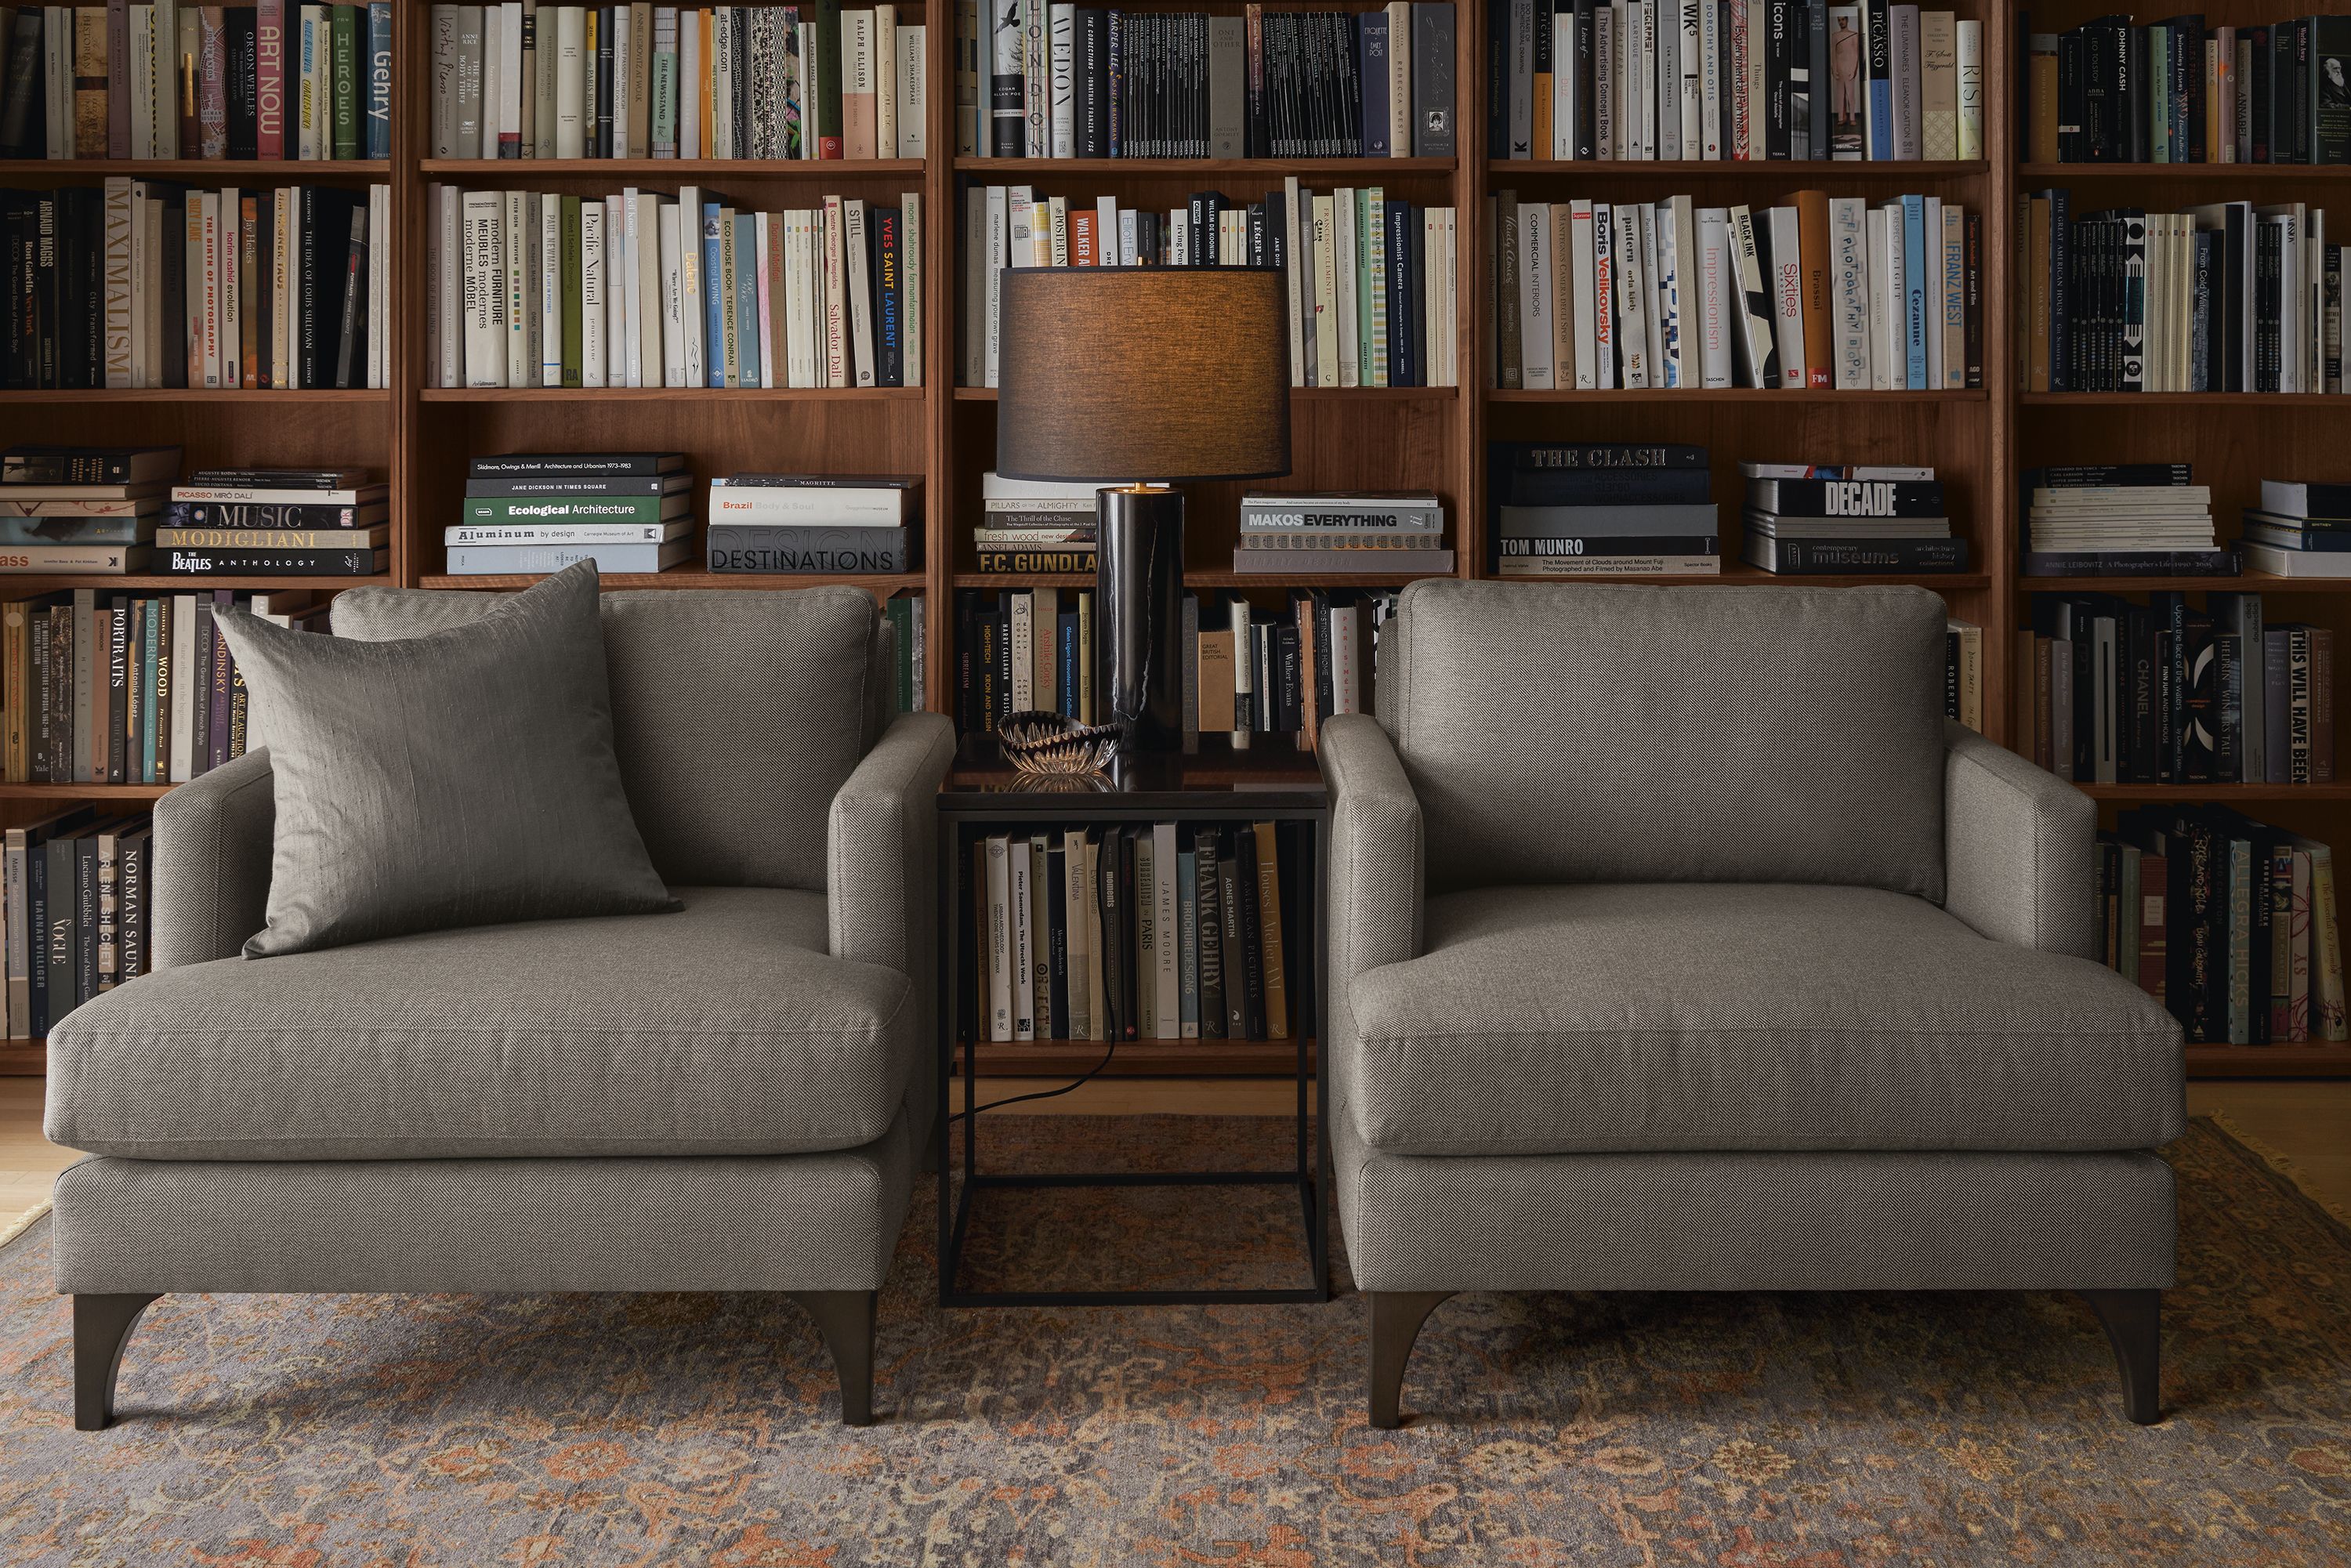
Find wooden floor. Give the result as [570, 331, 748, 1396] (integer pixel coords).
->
[5, 1075, 2348, 1226]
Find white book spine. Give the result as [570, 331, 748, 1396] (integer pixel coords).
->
[539, 192, 563, 385]
[500, 2, 525, 153]
[1282, 175, 1305, 383]
[844, 198, 876, 386]
[1009, 837, 1034, 1039]
[1955, 18, 1982, 161]
[1697, 206, 1733, 387]
[554, 5, 585, 154]
[1551, 13, 1573, 158]
[579, 197, 605, 387]
[1593, 3, 1614, 157]
[1871, 202, 1901, 390]
[1518, 203, 1553, 389]
[605, 194, 629, 386]
[1677, 0, 1701, 155]
[1639, 204, 1665, 378]
[481, 5, 505, 155]
[462, 190, 505, 386]
[677, 4, 699, 158]
[659, 201, 686, 386]
[985, 838, 1012, 1041]
[984, 184, 1007, 386]
[1335, 189, 1359, 387]
[1569, 200, 1599, 389]
[897, 23, 926, 158]
[1048, 2, 1074, 158]
[371, 183, 390, 389]
[1657, 4, 1679, 159]
[1768, 205, 1804, 388]
[621, 187, 645, 386]
[901, 191, 923, 386]
[1612, 203, 1648, 386]
[676, 184, 703, 388]
[1387, 0, 1411, 156]
[502, 189, 531, 387]
[1829, 195, 1870, 389]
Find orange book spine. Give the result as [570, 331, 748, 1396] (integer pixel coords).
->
[1795, 189, 1833, 389]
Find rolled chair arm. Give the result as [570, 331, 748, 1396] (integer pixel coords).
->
[151, 748, 277, 969]
[1320, 715, 1425, 990]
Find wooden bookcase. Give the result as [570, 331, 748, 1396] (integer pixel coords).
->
[5, 0, 2344, 1079]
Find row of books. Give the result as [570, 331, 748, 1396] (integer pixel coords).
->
[1231, 492, 1451, 576]
[0, 1, 391, 160]
[1496, 1, 1984, 163]
[426, 185, 922, 389]
[958, 2, 1458, 160]
[968, 821, 1306, 1045]
[2098, 810, 2349, 1048]
[3, 809, 156, 1041]
[955, 586, 1395, 743]
[429, 3, 927, 161]
[2023, 592, 2335, 788]
[2245, 480, 2351, 581]
[2, 587, 321, 787]
[1494, 191, 1980, 393]
[1, 181, 389, 391]
[2026, 14, 2351, 166]
[2020, 194, 2346, 396]
[2020, 462, 2222, 578]
[1944, 614, 1981, 732]
[1488, 440, 1717, 575]
[961, 182, 1461, 390]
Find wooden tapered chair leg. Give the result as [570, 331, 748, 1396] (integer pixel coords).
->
[787, 1290, 878, 1426]
[74, 1292, 162, 1432]
[2078, 1288, 2163, 1425]
[1367, 1291, 1454, 1430]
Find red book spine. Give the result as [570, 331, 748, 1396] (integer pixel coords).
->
[255, 0, 285, 158]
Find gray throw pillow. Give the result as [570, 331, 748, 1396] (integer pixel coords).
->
[215, 560, 677, 958]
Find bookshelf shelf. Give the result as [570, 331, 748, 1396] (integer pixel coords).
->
[0, 389, 390, 404]
[2019, 574, 2351, 594]
[419, 386, 925, 402]
[2074, 784, 2351, 802]
[0, 576, 389, 592]
[418, 571, 926, 594]
[951, 569, 1465, 590]
[951, 385, 1457, 400]
[0, 784, 175, 801]
[1489, 159, 1990, 179]
[956, 157, 1455, 176]
[1486, 388, 1987, 403]
[959, 1039, 1312, 1077]
[2020, 393, 2351, 408]
[0, 1044, 46, 1075]
[2019, 163, 2351, 183]
[0, 159, 389, 179]
[2182, 1045, 2351, 1077]
[417, 158, 928, 177]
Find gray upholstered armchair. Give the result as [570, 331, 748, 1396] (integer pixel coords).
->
[1320, 581, 2184, 1429]
[45, 586, 951, 1429]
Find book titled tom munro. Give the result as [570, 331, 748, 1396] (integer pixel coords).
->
[707, 525, 916, 574]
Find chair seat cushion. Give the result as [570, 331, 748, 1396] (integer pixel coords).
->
[1345, 883, 2183, 1157]
[45, 887, 915, 1161]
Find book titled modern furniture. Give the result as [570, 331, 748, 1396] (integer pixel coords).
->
[935, 735, 1330, 1305]
[1319, 579, 2187, 1428]
[42, 585, 952, 1429]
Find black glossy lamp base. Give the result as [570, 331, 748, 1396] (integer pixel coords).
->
[1095, 486, 1186, 751]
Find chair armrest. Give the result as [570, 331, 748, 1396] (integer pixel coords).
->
[1320, 715, 1425, 989]
[829, 711, 955, 978]
[1943, 719, 2096, 958]
[152, 747, 277, 969]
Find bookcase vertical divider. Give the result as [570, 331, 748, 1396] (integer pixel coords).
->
[924, 5, 956, 712]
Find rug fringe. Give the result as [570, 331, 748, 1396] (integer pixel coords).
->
[0, 1199, 50, 1251]
[2207, 1110, 2351, 1229]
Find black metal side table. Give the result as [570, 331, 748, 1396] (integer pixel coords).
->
[934, 733, 1331, 1307]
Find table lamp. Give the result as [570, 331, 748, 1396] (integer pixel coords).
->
[996, 266, 1292, 750]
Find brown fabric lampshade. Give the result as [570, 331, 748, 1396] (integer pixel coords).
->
[994, 266, 1293, 483]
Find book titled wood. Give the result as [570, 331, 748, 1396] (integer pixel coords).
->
[706, 524, 915, 573]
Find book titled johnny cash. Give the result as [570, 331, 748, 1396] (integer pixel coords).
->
[706, 525, 916, 574]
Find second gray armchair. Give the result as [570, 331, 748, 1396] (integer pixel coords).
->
[1320, 581, 2185, 1429]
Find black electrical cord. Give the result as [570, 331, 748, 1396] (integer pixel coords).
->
[944, 1037, 1119, 1123]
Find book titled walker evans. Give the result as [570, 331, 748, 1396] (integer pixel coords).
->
[708, 526, 918, 574]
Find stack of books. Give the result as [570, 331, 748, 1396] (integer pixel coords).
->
[2023, 592, 2333, 786]
[2027, 16, 2351, 165]
[970, 821, 1302, 1045]
[1232, 493, 1451, 575]
[1496, 190, 1981, 392]
[2099, 810, 2349, 1049]
[972, 474, 1105, 578]
[2022, 465, 2230, 578]
[963, 182, 1460, 391]
[429, 3, 927, 161]
[429, 186, 920, 389]
[705, 473, 920, 573]
[1741, 462, 1965, 575]
[1488, 440, 1719, 578]
[1946, 617, 1984, 732]
[448, 453, 694, 576]
[3, 809, 161, 1041]
[2242, 481, 2351, 580]
[2023, 193, 2346, 394]
[3, 587, 321, 784]
[1497, 4, 1987, 162]
[963, 2, 1456, 159]
[0, 445, 179, 575]
[160, 468, 389, 578]
[0, 181, 389, 392]
[0, 2, 393, 160]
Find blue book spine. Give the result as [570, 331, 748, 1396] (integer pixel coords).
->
[366, 2, 393, 158]
[1360, 13, 1390, 157]
[1386, 200, 1413, 386]
[1106, 10, 1121, 158]
[701, 205, 726, 387]
[734, 214, 760, 387]
[1901, 194, 1928, 389]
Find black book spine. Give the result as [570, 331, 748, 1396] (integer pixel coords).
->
[1195, 834, 1224, 1039]
[1096, 827, 1124, 1043]
[119, 833, 146, 985]
[26, 835, 49, 1034]
[106, 599, 129, 785]
[1118, 827, 1140, 1037]
[295, 185, 318, 389]
[189, 599, 214, 778]
[872, 205, 902, 388]
[1766, 0, 1791, 159]
[1046, 841, 1069, 1039]
[596, 5, 616, 157]
[1234, 824, 1266, 1039]
[74, 835, 97, 1007]
[334, 202, 366, 389]
[226, 8, 259, 158]
[1215, 828, 1248, 1037]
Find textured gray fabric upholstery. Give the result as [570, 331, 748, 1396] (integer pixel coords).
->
[831, 711, 955, 1141]
[150, 746, 276, 969]
[1381, 581, 1950, 897]
[1342, 882, 2184, 1157]
[49, 1103, 916, 1293]
[219, 563, 676, 956]
[1331, 1110, 2179, 1293]
[1944, 719, 2098, 958]
[331, 583, 883, 891]
[46, 886, 916, 1161]
[1318, 716, 1424, 993]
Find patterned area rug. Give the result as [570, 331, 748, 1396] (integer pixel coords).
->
[1, 1117, 2346, 1566]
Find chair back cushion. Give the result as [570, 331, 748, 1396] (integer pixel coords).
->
[333, 584, 883, 889]
[1379, 580, 1947, 897]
